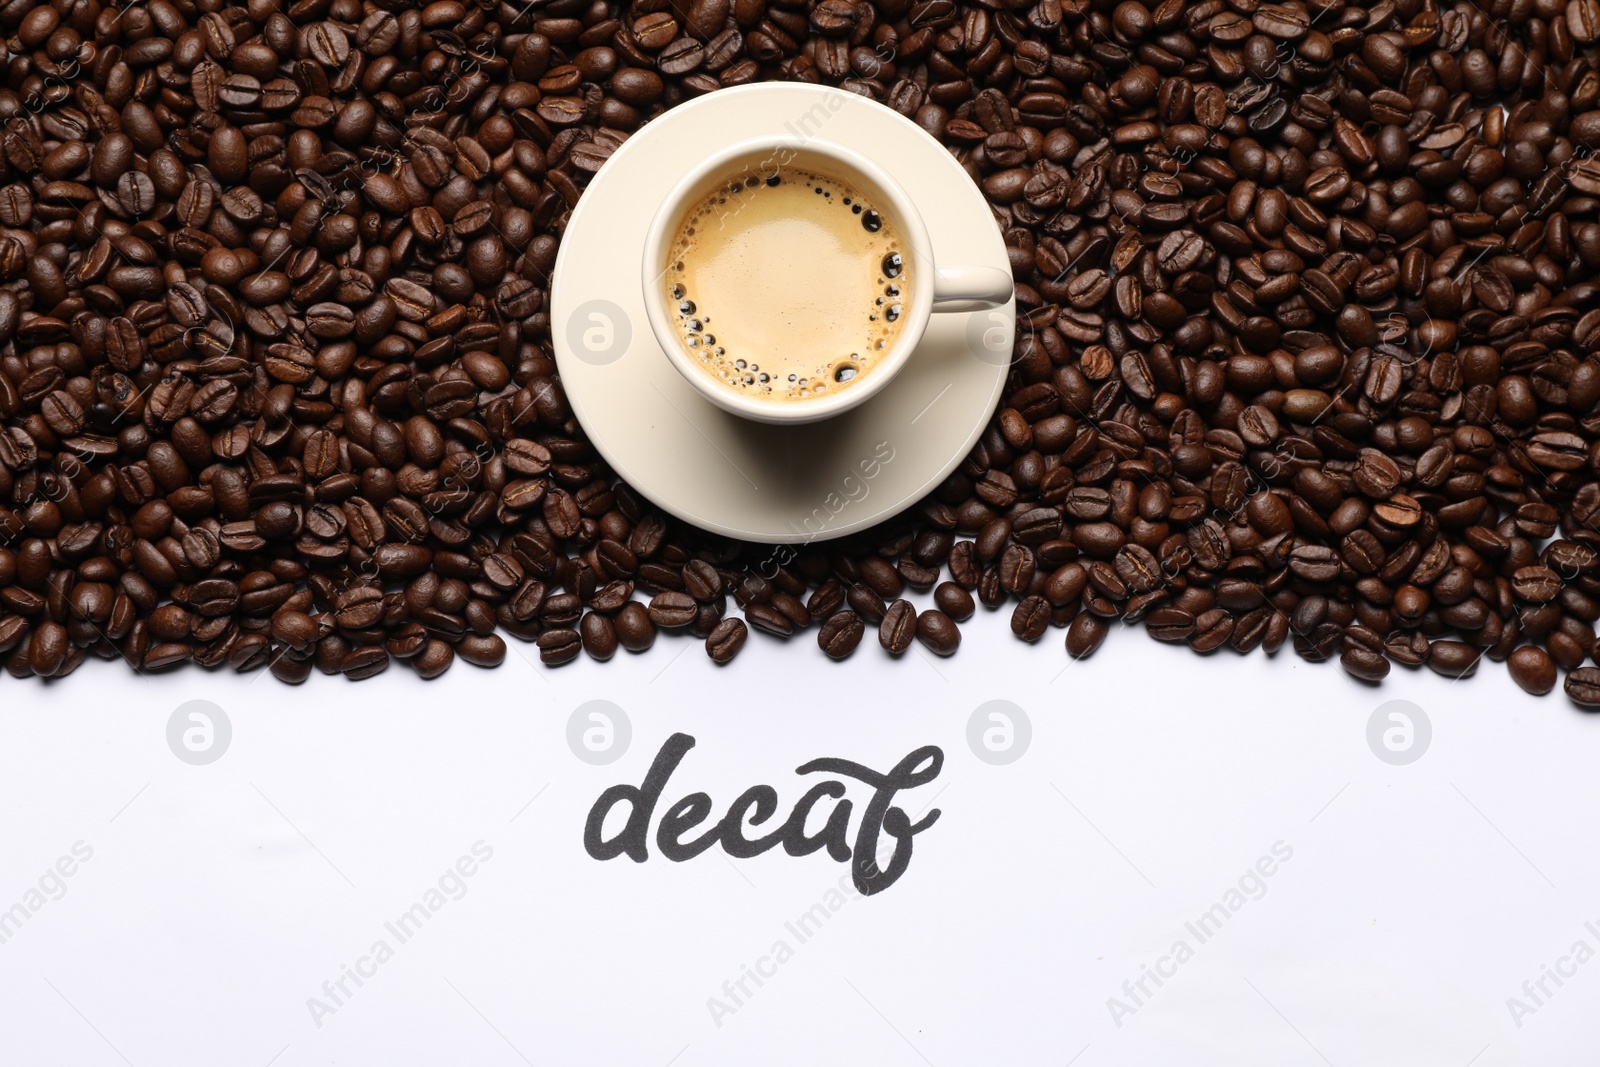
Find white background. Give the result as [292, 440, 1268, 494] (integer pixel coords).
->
[1, 605, 1595, 1066]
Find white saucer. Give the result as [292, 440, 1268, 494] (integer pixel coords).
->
[551, 83, 1014, 544]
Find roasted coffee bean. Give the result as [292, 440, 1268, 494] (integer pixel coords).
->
[934, 582, 975, 622]
[746, 604, 794, 638]
[1340, 644, 1391, 683]
[706, 618, 747, 663]
[269, 647, 314, 685]
[1512, 567, 1563, 604]
[734, 575, 773, 608]
[1427, 640, 1480, 679]
[616, 602, 656, 653]
[879, 600, 916, 654]
[808, 580, 847, 620]
[859, 557, 903, 599]
[1566, 668, 1600, 708]
[916, 610, 960, 656]
[1190, 611, 1235, 654]
[684, 559, 723, 602]
[998, 545, 1036, 595]
[580, 613, 617, 661]
[342, 646, 391, 680]
[848, 585, 888, 625]
[771, 592, 810, 630]
[29, 622, 69, 677]
[1146, 608, 1195, 642]
[271, 611, 319, 651]
[692, 602, 725, 638]
[314, 636, 353, 680]
[818, 610, 865, 659]
[412, 640, 455, 680]
[1508, 646, 1558, 696]
[1011, 596, 1050, 642]
[1066, 614, 1108, 659]
[648, 591, 698, 629]
[537, 628, 582, 666]
[386, 624, 428, 660]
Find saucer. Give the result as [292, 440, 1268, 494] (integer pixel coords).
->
[550, 83, 1014, 544]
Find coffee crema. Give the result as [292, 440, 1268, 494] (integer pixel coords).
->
[664, 167, 908, 401]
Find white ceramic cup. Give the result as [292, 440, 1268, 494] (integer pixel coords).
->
[641, 135, 1013, 425]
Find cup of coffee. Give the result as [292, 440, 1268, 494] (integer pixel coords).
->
[640, 136, 1013, 425]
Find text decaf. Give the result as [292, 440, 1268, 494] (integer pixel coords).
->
[584, 733, 942, 895]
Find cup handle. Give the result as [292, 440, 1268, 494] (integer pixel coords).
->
[931, 265, 1013, 313]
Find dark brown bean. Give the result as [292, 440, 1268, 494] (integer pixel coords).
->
[580, 614, 617, 661]
[413, 641, 455, 680]
[537, 629, 582, 666]
[616, 603, 657, 653]
[1508, 646, 1557, 696]
[746, 604, 793, 638]
[879, 600, 916, 654]
[818, 611, 865, 659]
[1066, 615, 1107, 659]
[916, 610, 960, 656]
[933, 582, 975, 622]
[1011, 596, 1050, 642]
[1427, 640, 1480, 679]
[706, 618, 748, 663]
[648, 591, 698, 629]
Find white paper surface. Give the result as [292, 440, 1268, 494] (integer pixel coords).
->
[0, 610, 1594, 1066]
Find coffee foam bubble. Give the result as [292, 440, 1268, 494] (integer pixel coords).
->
[664, 167, 908, 402]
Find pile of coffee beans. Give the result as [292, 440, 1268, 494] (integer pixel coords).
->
[4, 0, 1600, 705]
